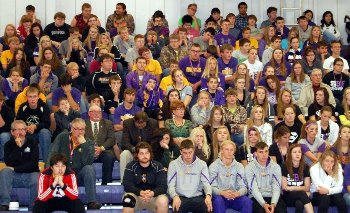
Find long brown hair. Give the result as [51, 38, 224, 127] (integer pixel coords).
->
[253, 86, 269, 119]
[206, 106, 224, 138]
[246, 105, 266, 129]
[300, 120, 317, 139]
[276, 89, 293, 118]
[266, 75, 281, 97]
[270, 48, 287, 77]
[342, 87, 350, 119]
[290, 61, 306, 83]
[234, 63, 251, 91]
[332, 125, 350, 165]
[285, 144, 305, 180]
[211, 126, 230, 161]
[39, 47, 61, 71]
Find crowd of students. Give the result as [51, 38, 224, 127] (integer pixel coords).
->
[0, 1, 350, 212]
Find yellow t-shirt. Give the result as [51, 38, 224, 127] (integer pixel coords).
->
[0, 50, 13, 66]
[235, 38, 259, 50]
[159, 76, 190, 92]
[132, 59, 162, 76]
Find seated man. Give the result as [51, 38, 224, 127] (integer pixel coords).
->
[119, 111, 157, 182]
[33, 153, 85, 213]
[16, 86, 51, 162]
[85, 105, 117, 185]
[122, 142, 168, 213]
[245, 142, 286, 213]
[80, 93, 109, 120]
[0, 92, 15, 161]
[47, 118, 101, 209]
[0, 120, 39, 211]
[168, 139, 212, 213]
[51, 72, 81, 113]
[209, 140, 252, 213]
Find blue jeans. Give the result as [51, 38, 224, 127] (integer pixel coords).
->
[322, 30, 341, 44]
[30, 128, 52, 162]
[79, 95, 88, 114]
[94, 151, 116, 185]
[343, 193, 350, 206]
[0, 168, 38, 207]
[213, 195, 253, 213]
[231, 133, 244, 147]
[76, 165, 98, 203]
[0, 132, 11, 160]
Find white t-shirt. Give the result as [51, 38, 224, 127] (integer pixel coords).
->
[323, 56, 349, 72]
[243, 59, 263, 80]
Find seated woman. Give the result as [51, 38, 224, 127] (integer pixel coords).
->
[24, 23, 44, 66]
[201, 56, 225, 90]
[265, 75, 281, 106]
[165, 69, 192, 107]
[190, 91, 213, 127]
[203, 106, 227, 145]
[339, 87, 350, 126]
[34, 35, 57, 66]
[310, 150, 347, 213]
[247, 86, 275, 125]
[164, 99, 192, 146]
[298, 120, 325, 167]
[2, 68, 28, 108]
[222, 88, 247, 146]
[263, 48, 292, 85]
[244, 105, 273, 146]
[189, 127, 211, 163]
[89, 47, 117, 74]
[6, 48, 31, 81]
[281, 144, 313, 213]
[234, 76, 251, 107]
[285, 37, 303, 66]
[269, 125, 291, 166]
[158, 89, 190, 128]
[308, 87, 336, 122]
[331, 125, 350, 168]
[317, 106, 339, 148]
[83, 25, 100, 63]
[274, 88, 306, 125]
[36, 47, 64, 78]
[301, 47, 323, 75]
[151, 128, 180, 169]
[285, 61, 311, 102]
[258, 25, 276, 60]
[303, 25, 323, 50]
[65, 37, 87, 76]
[236, 127, 262, 167]
[210, 126, 230, 164]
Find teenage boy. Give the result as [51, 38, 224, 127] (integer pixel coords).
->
[125, 34, 150, 71]
[215, 19, 236, 46]
[25, 5, 41, 24]
[81, 15, 106, 42]
[260, 7, 277, 29]
[316, 40, 330, 64]
[30, 61, 58, 101]
[245, 142, 287, 213]
[297, 16, 311, 42]
[232, 38, 251, 63]
[122, 142, 168, 213]
[174, 15, 199, 42]
[235, 27, 258, 49]
[0, 37, 20, 70]
[201, 77, 225, 106]
[193, 28, 217, 54]
[159, 34, 188, 70]
[323, 40, 349, 73]
[16, 86, 51, 162]
[168, 139, 212, 213]
[86, 54, 118, 101]
[274, 16, 289, 39]
[33, 153, 85, 213]
[218, 44, 238, 87]
[199, 16, 218, 36]
[262, 35, 282, 65]
[226, 13, 240, 40]
[178, 3, 201, 31]
[44, 12, 71, 48]
[210, 8, 223, 26]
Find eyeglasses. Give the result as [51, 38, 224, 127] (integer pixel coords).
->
[12, 128, 26, 132]
[72, 127, 85, 131]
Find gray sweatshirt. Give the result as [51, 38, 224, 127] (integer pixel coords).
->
[209, 158, 248, 196]
[167, 156, 212, 198]
[245, 157, 281, 206]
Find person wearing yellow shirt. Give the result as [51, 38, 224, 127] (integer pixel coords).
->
[15, 84, 46, 114]
[132, 47, 162, 81]
[235, 27, 259, 50]
[1, 37, 20, 70]
[159, 60, 190, 94]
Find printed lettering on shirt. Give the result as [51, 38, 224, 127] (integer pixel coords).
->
[330, 80, 344, 91]
[287, 173, 304, 186]
[185, 67, 202, 73]
[290, 132, 299, 143]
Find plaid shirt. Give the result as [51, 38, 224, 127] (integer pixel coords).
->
[222, 105, 247, 134]
[235, 15, 248, 30]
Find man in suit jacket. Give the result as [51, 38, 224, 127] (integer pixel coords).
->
[85, 105, 116, 185]
[119, 111, 158, 181]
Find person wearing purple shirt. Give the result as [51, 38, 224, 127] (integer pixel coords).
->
[214, 19, 236, 47]
[343, 163, 350, 204]
[201, 77, 225, 106]
[125, 57, 153, 90]
[179, 43, 206, 93]
[217, 44, 238, 87]
[51, 73, 81, 113]
[263, 48, 292, 82]
[2, 70, 28, 108]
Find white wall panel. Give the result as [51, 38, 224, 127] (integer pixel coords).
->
[0, 0, 348, 44]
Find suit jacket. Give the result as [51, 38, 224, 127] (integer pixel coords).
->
[121, 118, 158, 152]
[85, 119, 115, 152]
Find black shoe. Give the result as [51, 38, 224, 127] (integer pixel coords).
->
[87, 202, 101, 209]
[0, 205, 9, 211]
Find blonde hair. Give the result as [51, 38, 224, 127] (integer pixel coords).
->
[66, 37, 85, 60]
[318, 150, 340, 181]
[243, 126, 263, 155]
[212, 126, 230, 161]
[3, 24, 17, 45]
[202, 57, 219, 79]
[189, 127, 210, 160]
[233, 63, 251, 90]
[246, 105, 266, 130]
[83, 26, 100, 51]
[219, 140, 237, 159]
[342, 87, 350, 120]
[97, 33, 113, 51]
[276, 88, 293, 118]
[38, 36, 52, 62]
[197, 91, 211, 109]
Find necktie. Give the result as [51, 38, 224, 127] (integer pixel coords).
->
[93, 122, 99, 141]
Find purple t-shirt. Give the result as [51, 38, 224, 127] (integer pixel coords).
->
[201, 72, 226, 90]
[217, 57, 238, 77]
[179, 56, 206, 84]
[214, 33, 236, 46]
[52, 87, 82, 106]
[113, 104, 142, 125]
[263, 61, 292, 81]
[343, 164, 350, 192]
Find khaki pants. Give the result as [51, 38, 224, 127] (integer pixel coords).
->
[123, 193, 168, 211]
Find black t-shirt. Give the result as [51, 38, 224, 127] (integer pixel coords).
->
[323, 71, 349, 102]
[308, 103, 335, 120]
[320, 125, 330, 141]
[274, 121, 302, 144]
[236, 145, 256, 163]
[269, 142, 291, 166]
[274, 104, 302, 121]
[281, 163, 310, 187]
[44, 22, 71, 43]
